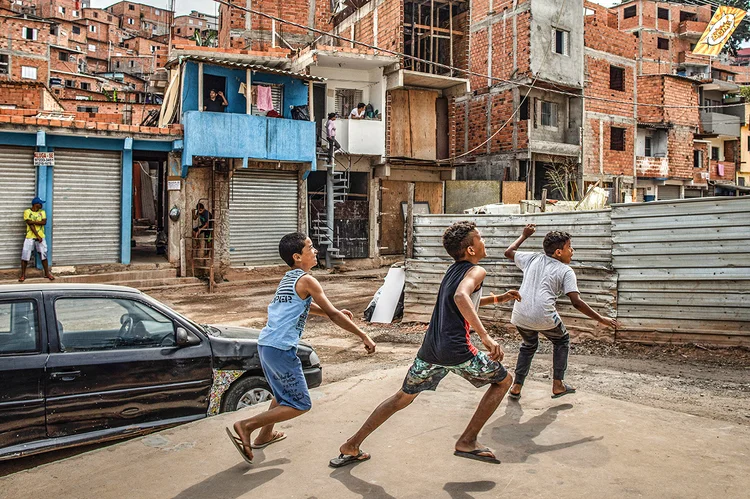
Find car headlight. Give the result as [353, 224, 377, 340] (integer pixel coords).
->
[308, 350, 320, 367]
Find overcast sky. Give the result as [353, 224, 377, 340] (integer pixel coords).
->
[91, 0, 620, 19]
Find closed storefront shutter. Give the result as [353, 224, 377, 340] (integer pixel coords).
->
[658, 184, 681, 200]
[52, 149, 122, 265]
[0, 147, 36, 269]
[229, 170, 298, 266]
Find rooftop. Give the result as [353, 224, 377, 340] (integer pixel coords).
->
[165, 55, 327, 82]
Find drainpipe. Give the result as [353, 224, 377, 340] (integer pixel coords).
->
[325, 165, 334, 269]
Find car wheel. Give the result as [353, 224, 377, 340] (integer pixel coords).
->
[221, 376, 274, 412]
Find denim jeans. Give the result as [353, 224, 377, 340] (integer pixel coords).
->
[513, 321, 569, 384]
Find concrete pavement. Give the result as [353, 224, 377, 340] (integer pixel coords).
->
[2, 366, 748, 498]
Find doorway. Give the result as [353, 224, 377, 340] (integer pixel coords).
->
[203, 74, 226, 111]
[131, 152, 169, 263]
[313, 83, 326, 147]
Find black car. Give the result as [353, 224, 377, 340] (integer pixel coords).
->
[0, 284, 322, 460]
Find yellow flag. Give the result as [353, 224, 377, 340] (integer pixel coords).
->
[693, 6, 747, 56]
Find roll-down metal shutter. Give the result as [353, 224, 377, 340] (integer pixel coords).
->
[658, 184, 681, 200]
[229, 169, 298, 266]
[0, 147, 36, 269]
[52, 149, 122, 265]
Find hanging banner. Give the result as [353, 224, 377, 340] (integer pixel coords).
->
[693, 6, 747, 56]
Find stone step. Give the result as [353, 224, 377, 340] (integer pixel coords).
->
[38, 268, 179, 284]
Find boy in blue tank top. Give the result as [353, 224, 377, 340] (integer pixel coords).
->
[330, 221, 521, 468]
[227, 233, 376, 465]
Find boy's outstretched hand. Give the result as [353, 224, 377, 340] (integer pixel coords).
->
[482, 336, 504, 362]
[522, 224, 536, 237]
[502, 290, 522, 302]
[363, 335, 376, 354]
[600, 317, 619, 329]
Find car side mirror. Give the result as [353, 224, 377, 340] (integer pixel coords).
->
[176, 327, 201, 347]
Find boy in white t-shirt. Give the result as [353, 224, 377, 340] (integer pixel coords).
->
[504, 225, 617, 399]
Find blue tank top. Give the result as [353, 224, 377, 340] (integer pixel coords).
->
[257, 269, 313, 350]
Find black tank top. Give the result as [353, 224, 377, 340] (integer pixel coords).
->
[417, 260, 480, 366]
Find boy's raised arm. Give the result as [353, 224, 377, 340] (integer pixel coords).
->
[300, 275, 376, 354]
[504, 224, 536, 261]
[453, 267, 504, 362]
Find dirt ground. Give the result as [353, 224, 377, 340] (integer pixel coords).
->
[152, 269, 750, 426]
[2, 269, 749, 477]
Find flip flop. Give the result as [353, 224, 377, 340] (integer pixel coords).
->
[251, 431, 287, 449]
[454, 448, 501, 465]
[329, 451, 371, 468]
[225, 427, 253, 465]
[551, 384, 577, 399]
[508, 391, 521, 400]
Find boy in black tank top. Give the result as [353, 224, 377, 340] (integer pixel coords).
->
[330, 221, 521, 467]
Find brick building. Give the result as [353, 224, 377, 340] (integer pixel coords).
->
[174, 10, 218, 41]
[0, 13, 52, 83]
[105, 1, 172, 37]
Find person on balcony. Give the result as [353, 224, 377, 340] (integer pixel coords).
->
[204, 89, 228, 112]
[349, 102, 366, 119]
[326, 112, 341, 165]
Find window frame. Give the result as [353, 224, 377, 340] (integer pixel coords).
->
[0, 298, 42, 356]
[644, 135, 652, 157]
[657, 8, 670, 20]
[610, 65, 625, 91]
[540, 100, 559, 129]
[21, 66, 38, 80]
[657, 37, 669, 50]
[23, 27, 38, 40]
[552, 28, 569, 56]
[72, 25, 81, 35]
[623, 5, 637, 19]
[711, 146, 720, 161]
[0, 54, 8, 75]
[610, 127, 626, 151]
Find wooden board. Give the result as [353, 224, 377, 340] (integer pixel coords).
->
[389, 90, 412, 158]
[415, 181, 443, 214]
[380, 180, 410, 255]
[502, 181, 527, 205]
[408, 89, 438, 160]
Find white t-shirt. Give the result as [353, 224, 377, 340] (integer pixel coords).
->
[511, 251, 579, 330]
[349, 108, 365, 119]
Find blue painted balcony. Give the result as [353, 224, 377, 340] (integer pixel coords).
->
[181, 110, 316, 172]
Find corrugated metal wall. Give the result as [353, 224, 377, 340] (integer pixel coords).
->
[404, 198, 750, 346]
[404, 211, 617, 341]
[0, 147, 37, 269]
[612, 197, 750, 346]
[52, 149, 122, 265]
[229, 169, 298, 267]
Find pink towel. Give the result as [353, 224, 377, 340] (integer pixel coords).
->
[717, 163, 725, 177]
[257, 86, 274, 112]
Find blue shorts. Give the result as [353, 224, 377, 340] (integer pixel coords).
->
[258, 345, 312, 411]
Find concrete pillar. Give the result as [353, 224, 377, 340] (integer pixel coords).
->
[369, 176, 380, 259]
[166, 151, 183, 266]
[325, 165, 334, 268]
[120, 138, 133, 265]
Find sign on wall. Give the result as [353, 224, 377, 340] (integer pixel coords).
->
[33, 152, 54, 166]
[693, 6, 747, 56]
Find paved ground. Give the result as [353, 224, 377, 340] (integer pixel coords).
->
[2, 366, 748, 499]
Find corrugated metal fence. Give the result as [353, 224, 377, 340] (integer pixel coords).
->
[403, 197, 750, 346]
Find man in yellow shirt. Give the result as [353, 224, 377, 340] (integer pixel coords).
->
[19, 197, 54, 282]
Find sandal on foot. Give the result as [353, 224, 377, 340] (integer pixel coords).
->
[454, 448, 501, 465]
[251, 431, 287, 449]
[508, 391, 521, 400]
[329, 451, 371, 468]
[551, 384, 577, 399]
[225, 427, 253, 465]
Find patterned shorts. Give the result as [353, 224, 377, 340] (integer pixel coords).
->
[401, 351, 509, 394]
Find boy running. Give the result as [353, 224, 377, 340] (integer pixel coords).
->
[227, 233, 376, 464]
[330, 221, 520, 467]
[504, 225, 617, 400]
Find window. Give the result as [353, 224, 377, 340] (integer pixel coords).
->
[89, 25, 96, 33]
[128, 4, 135, 10]
[93, 12, 98, 18]
[72, 25, 81, 34]
[610, 65, 625, 91]
[55, 298, 175, 352]
[21, 66, 37, 80]
[694, 150, 703, 168]
[176, 28, 181, 34]
[199, 21, 203, 26]
[747, 136, 750, 151]
[0, 54, 8, 75]
[520, 96, 529, 120]
[711, 147, 719, 160]
[151, 45, 157, 53]
[128, 18, 134, 25]
[155, 9, 160, 15]
[334, 88, 363, 118]
[72, 10, 78, 17]
[23, 27, 38, 40]
[657, 38, 669, 50]
[0, 301, 39, 354]
[65, 79, 75, 88]
[108, 15, 113, 21]
[624, 6, 636, 18]
[541, 101, 558, 128]
[129, 60, 134, 67]
[50, 25, 59, 35]
[680, 11, 697, 22]
[59, 6, 65, 14]
[658, 8, 669, 20]
[553, 29, 569, 56]
[611, 127, 625, 151]
[644, 136, 652, 157]
[115, 61, 120, 68]
[80, 82, 90, 90]
[88, 44, 96, 52]
[58, 51, 68, 61]
[189, 19, 194, 24]
[739, 177, 746, 186]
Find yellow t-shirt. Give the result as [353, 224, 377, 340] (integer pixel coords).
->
[24, 209, 45, 239]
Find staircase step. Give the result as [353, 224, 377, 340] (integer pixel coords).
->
[26, 268, 178, 285]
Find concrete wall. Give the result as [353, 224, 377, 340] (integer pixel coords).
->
[445, 180, 501, 214]
[530, 0, 584, 88]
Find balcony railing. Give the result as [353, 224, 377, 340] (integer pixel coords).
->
[325, 118, 385, 156]
[182, 110, 316, 170]
[700, 111, 741, 137]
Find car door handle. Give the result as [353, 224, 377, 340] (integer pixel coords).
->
[50, 371, 82, 381]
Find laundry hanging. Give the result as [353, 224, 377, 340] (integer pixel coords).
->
[257, 85, 274, 112]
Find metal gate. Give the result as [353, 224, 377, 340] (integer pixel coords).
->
[0, 147, 36, 269]
[229, 169, 298, 266]
[658, 184, 681, 200]
[52, 149, 122, 265]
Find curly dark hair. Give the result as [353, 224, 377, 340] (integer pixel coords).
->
[279, 232, 308, 267]
[543, 231, 571, 256]
[442, 221, 478, 261]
